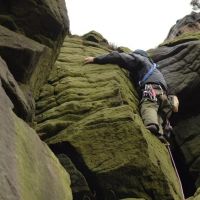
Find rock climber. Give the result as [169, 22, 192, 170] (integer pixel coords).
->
[84, 49, 178, 144]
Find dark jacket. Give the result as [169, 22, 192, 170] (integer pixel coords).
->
[94, 51, 168, 91]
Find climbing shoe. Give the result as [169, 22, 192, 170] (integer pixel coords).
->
[146, 124, 170, 145]
[146, 124, 159, 135]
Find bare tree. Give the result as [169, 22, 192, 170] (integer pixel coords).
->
[191, 0, 200, 10]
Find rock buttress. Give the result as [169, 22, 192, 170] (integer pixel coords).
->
[0, 80, 72, 200]
[35, 33, 183, 200]
[149, 12, 200, 199]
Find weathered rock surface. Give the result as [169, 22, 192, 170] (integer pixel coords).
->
[166, 12, 200, 41]
[34, 11, 200, 198]
[1, 1, 200, 199]
[174, 115, 200, 186]
[0, 82, 72, 200]
[187, 188, 200, 200]
[82, 30, 109, 45]
[35, 33, 183, 200]
[148, 12, 200, 199]
[57, 154, 94, 199]
[0, 24, 52, 100]
[0, 0, 69, 100]
[0, 0, 69, 48]
[0, 1, 73, 200]
[0, 56, 33, 120]
[120, 199, 146, 200]
[150, 40, 200, 110]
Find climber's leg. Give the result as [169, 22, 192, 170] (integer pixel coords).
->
[140, 99, 160, 133]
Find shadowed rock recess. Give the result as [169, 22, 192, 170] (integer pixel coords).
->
[1, 0, 200, 199]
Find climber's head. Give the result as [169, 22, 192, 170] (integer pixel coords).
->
[133, 49, 154, 64]
[133, 49, 148, 57]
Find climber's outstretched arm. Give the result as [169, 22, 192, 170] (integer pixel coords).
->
[84, 51, 125, 66]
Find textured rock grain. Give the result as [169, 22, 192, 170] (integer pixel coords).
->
[36, 33, 183, 200]
[0, 83, 72, 200]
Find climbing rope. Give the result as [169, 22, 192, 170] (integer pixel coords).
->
[166, 144, 185, 200]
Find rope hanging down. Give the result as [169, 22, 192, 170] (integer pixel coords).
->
[166, 144, 185, 200]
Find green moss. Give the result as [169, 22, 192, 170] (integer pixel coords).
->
[13, 110, 72, 200]
[82, 31, 108, 44]
[46, 110, 181, 199]
[46, 105, 136, 143]
[142, 131, 182, 200]
[36, 119, 73, 139]
[35, 35, 139, 134]
[160, 32, 200, 47]
[35, 34, 182, 200]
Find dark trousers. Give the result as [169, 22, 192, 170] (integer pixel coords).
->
[139, 84, 172, 134]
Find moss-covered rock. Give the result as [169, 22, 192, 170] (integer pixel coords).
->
[0, 84, 72, 200]
[57, 154, 94, 199]
[35, 34, 183, 200]
[0, 1, 72, 197]
[166, 12, 200, 41]
[82, 31, 109, 46]
[149, 13, 200, 193]
[0, 0, 70, 107]
[187, 188, 200, 200]
[47, 108, 182, 199]
[160, 32, 200, 47]
[35, 35, 138, 136]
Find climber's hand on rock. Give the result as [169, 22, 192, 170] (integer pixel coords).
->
[84, 57, 94, 64]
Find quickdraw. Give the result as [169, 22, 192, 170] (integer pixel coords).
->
[142, 84, 157, 101]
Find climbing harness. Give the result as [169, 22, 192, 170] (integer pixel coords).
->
[165, 142, 185, 200]
[142, 84, 157, 101]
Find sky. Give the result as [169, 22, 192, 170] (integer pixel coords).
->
[65, 0, 193, 51]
